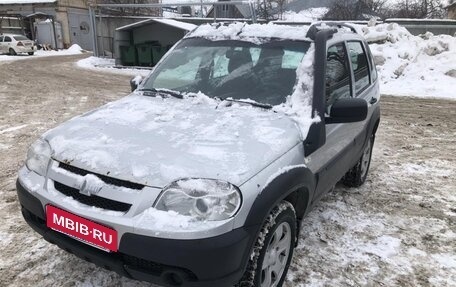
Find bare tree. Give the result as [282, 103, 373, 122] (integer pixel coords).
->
[323, 0, 375, 20]
[391, 0, 446, 18]
[275, 0, 288, 19]
[256, 0, 288, 20]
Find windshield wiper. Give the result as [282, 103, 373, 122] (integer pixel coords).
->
[222, 98, 273, 110]
[138, 88, 183, 99]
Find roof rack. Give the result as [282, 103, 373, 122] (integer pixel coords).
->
[306, 22, 357, 40]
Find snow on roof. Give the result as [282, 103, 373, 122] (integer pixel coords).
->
[116, 18, 197, 31]
[187, 22, 311, 44]
[153, 18, 197, 31]
[0, 0, 55, 4]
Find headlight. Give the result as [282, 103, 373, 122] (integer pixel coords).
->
[26, 139, 52, 176]
[154, 179, 242, 221]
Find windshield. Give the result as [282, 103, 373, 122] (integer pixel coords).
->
[13, 35, 29, 41]
[142, 38, 311, 106]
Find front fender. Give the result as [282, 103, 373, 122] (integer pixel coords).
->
[244, 166, 316, 227]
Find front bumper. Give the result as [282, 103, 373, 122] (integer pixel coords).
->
[17, 180, 258, 287]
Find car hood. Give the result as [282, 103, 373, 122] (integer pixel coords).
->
[44, 94, 302, 188]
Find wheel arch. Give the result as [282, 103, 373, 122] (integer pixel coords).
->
[369, 105, 381, 137]
[237, 167, 315, 285]
[244, 166, 316, 228]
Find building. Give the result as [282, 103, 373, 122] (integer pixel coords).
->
[114, 18, 196, 67]
[206, 0, 252, 19]
[447, 0, 456, 19]
[0, 0, 91, 49]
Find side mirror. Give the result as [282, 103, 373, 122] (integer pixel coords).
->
[326, 98, 368, 124]
[130, 75, 143, 92]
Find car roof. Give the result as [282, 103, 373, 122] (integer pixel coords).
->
[0, 34, 26, 37]
[186, 22, 312, 43]
[185, 22, 365, 44]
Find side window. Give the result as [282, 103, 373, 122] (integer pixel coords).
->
[0, 36, 3, 42]
[4, 36, 12, 42]
[365, 43, 378, 83]
[326, 43, 351, 108]
[347, 41, 370, 95]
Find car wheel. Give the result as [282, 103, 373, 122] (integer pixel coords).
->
[9, 48, 17, 56]
[237, 201, 296, 287]
[28, 52, 34, 55]
[342, 135, 374, 187]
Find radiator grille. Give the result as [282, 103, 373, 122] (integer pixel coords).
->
[54, 181, 131, 212]
[58, 162, 144, 190]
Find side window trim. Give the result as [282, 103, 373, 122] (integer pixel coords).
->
[342, 41, 356, 98]
[364, 42, 378, 84]
[325, 41, 353, 110]
[362, 41, 373, 84]
[346, 40, 371, 97]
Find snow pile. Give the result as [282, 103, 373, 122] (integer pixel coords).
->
[280, 7, 329, 22]
[188, 22, 310, 43]
[359, 23, 456, 99]
[273, 43, 319, 137]
[76, 56, 150, 77]
[66, 44, 83, 53]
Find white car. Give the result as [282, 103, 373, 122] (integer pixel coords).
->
[0, 34, 36, 55]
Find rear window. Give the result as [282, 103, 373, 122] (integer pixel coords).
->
[14, 35, 29, 41]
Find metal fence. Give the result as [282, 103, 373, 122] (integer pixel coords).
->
[89, 1, 257, 57]
[384, 18, 456, 36]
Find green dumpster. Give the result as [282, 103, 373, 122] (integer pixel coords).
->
[152, 45, 167, 66]
[136, 43, 153, 66]
[120, 45, 137, 66]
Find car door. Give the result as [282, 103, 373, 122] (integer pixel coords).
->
[0, 36, 4, 53]
[345, 40, 378, 155]
[306, 40, 370, 200]
[3, 36, 12, 52]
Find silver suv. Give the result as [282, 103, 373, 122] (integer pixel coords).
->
[17, 23, 380, 287]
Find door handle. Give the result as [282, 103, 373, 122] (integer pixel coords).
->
[370, 97, 378, 104]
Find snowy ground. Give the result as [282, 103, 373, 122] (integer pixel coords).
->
[0, 53, 455, 286]
[76, 56, 150, 77]
[0, 44, 85, 62]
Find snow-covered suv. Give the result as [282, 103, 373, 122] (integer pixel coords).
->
[17, 22, 380, 287]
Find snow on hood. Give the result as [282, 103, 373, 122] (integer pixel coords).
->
[44, 93, 302, 188]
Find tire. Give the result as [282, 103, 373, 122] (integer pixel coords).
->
[9, 48, 17, 56]
[28, 52, 34, 55]
[237, 201, 297, 287]
[342, 135, 375, 187]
